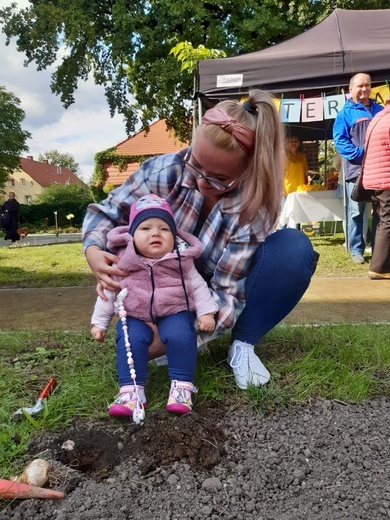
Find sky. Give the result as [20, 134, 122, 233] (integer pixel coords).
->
[0, 0, 129, 184]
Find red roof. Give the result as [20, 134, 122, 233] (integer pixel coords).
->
[106, 119, 189, 186]
[19, 157, 85, 187]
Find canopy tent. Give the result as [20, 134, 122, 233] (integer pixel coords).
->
[197, 8, 390, 103]
[197, 8, 390, 245]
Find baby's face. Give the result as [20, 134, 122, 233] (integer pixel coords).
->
[133, 218, 174, 259]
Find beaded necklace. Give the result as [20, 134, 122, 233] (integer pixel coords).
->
[115, 288, 146, 424]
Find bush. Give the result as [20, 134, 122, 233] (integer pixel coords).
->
[19, 184, 94, 229]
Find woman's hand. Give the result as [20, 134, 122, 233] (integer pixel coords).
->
[85, 246, 126, 297]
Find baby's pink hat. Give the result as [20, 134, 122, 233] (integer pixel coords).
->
[128, 194, 176, 236]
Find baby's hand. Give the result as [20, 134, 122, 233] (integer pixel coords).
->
[197, 313, 216, 332]
[91, 325, 107, 342]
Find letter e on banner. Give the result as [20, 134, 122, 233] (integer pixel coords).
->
[324, 94, 345, 119]
[280, 99, 301, 123]
[301, 98, 323, 122]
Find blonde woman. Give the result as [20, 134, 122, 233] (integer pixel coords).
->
[83, 89, 317, 390]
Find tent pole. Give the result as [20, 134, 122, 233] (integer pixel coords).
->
[324, 132, 328, 182]
[324, 132, 328, 234]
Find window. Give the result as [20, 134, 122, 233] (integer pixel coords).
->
[20, 178, 26, 187]
[30, 181, 34, 186]
[24, 195, 32, 204]
[9, 179, 15, 187]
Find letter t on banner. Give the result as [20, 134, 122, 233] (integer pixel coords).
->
[301, 97, 323, 122]
[280, 99, 301, 123]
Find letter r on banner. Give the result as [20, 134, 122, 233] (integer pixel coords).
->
[324, 94, 345, 119]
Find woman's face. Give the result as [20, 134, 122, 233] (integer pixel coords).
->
[189, 133, 248, 198]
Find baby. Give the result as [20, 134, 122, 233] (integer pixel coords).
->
[91, 194, 218, 419]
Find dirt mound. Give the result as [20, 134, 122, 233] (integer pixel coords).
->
[26, 406, 227, 481]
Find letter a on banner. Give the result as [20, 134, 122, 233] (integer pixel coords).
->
[280, 99, 301, 123]
[301, 98, 323, 122]
[324, 94, 345, 119]
[371, 84, 389, 106]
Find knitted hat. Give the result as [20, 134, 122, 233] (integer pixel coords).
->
[128, 194, 176, 237]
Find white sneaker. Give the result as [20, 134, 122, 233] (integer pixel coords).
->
[227, 340, 270, 389]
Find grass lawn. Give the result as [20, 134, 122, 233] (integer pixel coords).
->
[0, 232, 388, 478]
[0, 242, 94, 288]
[0, 232, 372, 289]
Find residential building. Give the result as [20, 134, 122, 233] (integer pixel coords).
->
[6, 156, 84, 203]
[103, 119, 189, 187]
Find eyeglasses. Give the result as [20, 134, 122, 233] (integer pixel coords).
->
[183, 150, 240, 192]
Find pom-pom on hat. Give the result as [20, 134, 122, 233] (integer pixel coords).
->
[128, 194, 176, 237]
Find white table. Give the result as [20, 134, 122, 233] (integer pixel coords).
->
[279, 190, 344, 228]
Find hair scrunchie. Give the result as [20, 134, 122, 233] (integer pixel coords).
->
[243, 99, 257, 114]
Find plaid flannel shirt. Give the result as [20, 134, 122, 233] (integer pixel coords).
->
[83, 149, 270, 344]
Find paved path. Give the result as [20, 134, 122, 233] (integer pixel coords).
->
[0, 277, 388, 332]
[0, 233, 82, 248]
[284, 277, 389, 325]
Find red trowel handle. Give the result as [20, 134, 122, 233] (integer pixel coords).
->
[37, 378, 57, 399]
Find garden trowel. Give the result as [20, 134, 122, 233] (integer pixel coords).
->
[14, 378, 56, 417]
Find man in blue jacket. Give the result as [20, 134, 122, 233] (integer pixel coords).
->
[333, 73, 383, 264]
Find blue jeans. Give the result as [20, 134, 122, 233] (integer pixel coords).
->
[232, 228, 315, 345]
[345, 181, 368, 256]
[116, 311, 197, 387]
[345, 181, 379, 254]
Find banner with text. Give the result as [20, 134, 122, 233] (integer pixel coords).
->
[275, 84, 389, 124]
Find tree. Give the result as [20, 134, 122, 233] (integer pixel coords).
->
[170, 42, 226, 137]
[0, 0, 311, 141]
[1, 1, 388, 141]
[38, 150, 79, 175]
[0, 85, 31, 193]
[35, 183, 91, 206]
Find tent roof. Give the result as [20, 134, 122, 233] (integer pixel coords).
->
[197, 9, 390, 100]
